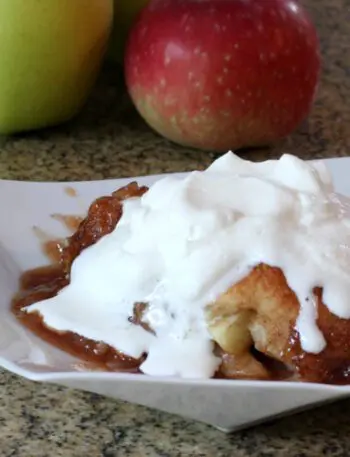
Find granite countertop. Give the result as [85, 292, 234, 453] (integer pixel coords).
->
[1, 0, 350, 456]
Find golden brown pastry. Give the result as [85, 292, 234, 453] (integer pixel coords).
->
[207, 264, 350, 384]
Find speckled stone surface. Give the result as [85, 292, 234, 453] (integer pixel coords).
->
[1, 0, 350, 456]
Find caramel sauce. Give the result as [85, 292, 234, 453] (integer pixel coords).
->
[12, 183, 149, 373]
[51, 214, 83, 233]
[64, 186, 77, 197]
[12, 265, 143, 372]
[42, 239, 67, 264]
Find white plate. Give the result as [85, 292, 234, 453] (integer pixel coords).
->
[1, 157, 350, 433]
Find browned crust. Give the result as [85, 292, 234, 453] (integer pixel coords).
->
[208, 264, 350, 384]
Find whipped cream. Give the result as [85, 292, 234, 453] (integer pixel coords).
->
[26, 152, 350, 378]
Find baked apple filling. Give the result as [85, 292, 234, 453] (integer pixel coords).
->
[11, 152, 350, 383]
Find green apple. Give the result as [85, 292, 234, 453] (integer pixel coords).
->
[107, 0, 149, 64]
[0, 0, 113, 134]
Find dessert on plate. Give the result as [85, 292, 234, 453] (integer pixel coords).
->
[11, 152, 350, 384]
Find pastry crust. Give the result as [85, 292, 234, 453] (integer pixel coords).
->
[207, 264, 350, 383]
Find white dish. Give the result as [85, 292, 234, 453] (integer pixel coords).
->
[1, 157, 350, 432]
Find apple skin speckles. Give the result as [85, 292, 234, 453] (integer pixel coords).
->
[125, 0, 320, 152]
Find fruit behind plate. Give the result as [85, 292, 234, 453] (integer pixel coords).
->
[125, 0, 320, 151]
[0, 0, 113, 135]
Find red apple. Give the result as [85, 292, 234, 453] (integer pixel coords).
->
[125, 0, 320, 152]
